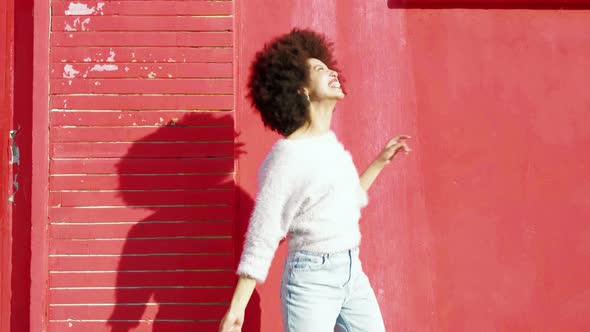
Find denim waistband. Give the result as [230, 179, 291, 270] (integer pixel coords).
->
[288, 246, 359, 259]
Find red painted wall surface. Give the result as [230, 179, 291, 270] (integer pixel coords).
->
[236, 1, 590, 331]
[44, 1, 236, 331]
[0, 0, 15, 330]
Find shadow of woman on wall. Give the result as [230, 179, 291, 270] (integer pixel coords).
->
[107, 112, 260, 332]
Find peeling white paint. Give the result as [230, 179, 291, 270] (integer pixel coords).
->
[94, 81, 101, 86]
[68, 33, 74, 38]
[81, 18, 91, 31]
[83, 57, 92, 62]
[167, 58, 176, 63]
[68, 80, 73, 86]
[124, 67, 130, 72]
[147, 72, 157, 79]
[106, 50, 116, 62]
[159, 117, 164, 122]
[65, 2, 95, 15]
[167, 74, 172, 78]
[90, 64, 118, 72]
[97, 2, 105, 15]
[63, 64, 80, 78]
[65, 23, 76, 32]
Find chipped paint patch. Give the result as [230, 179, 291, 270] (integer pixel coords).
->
[64, 17, 91, 32]
[9, 129, 20, 165]
[81, 18, 91, 30]
[83, 57, 92, 62]
[96, 2, 105, 15]
[106, 50, 116, 62]
[147, 72, 157, 79]
[8, 174, 18, 203]
[63, 64, 80, 78]
[64, 23, 76, 31]
[65, 2, 95, 15]
[90, 64, 118, 72]
[124, 67, 130, 72]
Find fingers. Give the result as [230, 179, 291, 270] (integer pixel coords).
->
[386, 134, 411, 148]
[384, 142, 411, 161]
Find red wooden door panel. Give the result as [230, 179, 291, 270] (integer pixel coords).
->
[47, 1, 236, 331]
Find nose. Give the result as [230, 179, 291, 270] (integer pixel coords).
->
[329, 70, 338, 78]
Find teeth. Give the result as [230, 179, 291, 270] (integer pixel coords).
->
[330, 81, 341, 88]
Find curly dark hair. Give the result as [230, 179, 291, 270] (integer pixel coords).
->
[247, 28, 340, 136]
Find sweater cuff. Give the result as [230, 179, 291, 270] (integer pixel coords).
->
[236, 257, 270, 283]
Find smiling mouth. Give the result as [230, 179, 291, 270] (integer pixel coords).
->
[329, 80, 341, 89]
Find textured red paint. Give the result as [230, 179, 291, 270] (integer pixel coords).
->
[51, 1, 233, 16]
[49, 271, 234, 288]
[49, 158, 234, 174]
[49, 254, 235, 271]
[52, 16, 233, 32]
[29, 0, 51, 329]
[45, 1, 237, 331]
[236, 1, 590, 331]
[0, 0, 14, 330]
[51, 47, 233, 63]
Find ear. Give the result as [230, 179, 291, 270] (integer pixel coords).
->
[298, 88, 309, 100]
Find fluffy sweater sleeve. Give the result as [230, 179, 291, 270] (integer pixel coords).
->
[236, 150, 300, 283]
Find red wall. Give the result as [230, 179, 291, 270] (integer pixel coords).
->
[236, 1, 590, 331]
[0, 0, 14, 330]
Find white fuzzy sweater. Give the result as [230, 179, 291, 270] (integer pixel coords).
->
[237, 131, 368, 283]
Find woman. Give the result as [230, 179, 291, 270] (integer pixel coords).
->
[220, 28, 411, 332]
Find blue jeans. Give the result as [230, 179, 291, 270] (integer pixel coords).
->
[280, 247, 386, 332]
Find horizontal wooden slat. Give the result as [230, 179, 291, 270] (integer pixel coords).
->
[52, 1, 232, 16]
[50, 238, 233, 255]
[50, 174, 233, 190]
[51, 47, 233, 63]
[50, 287, 232, 304]
[52, 63, 232, 79]
[52, 16, 232, 32]
[51, 142, 233, 158]
[49, 270, 234, 287]
[51, 126, 234, 143]
[50, 190, 233, 207]
[51, 95, 233, 111]
[51, 111, 233, 127]
[50, 158, 234, 174]
[49, 254, 234, 271]
[50, 78, 233, 94]
[52, 32, 232, 47]
[50, 303, 226, 321]
[49, 221, 233, 238]
[48, 321, 220, 332]
[49, 206, 233, 222]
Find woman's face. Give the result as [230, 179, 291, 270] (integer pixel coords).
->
[304, 58, 344, 102]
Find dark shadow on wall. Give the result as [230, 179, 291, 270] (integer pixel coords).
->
[107, 112, 260, 332]
[387, 0, 590, 9]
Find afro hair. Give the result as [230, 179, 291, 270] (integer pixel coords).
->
[247, 28, 340, 136]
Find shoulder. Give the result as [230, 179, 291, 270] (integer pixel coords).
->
[258, 141, 302, 180]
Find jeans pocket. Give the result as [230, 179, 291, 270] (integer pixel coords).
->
[289, 252, 326, 271]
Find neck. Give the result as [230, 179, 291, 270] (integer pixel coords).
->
[288, 99, 336, 139]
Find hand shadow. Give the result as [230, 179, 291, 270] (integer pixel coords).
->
[107, 112, 261, 332]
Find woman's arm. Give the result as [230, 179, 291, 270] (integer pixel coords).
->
[360, 135, 411, 192]
[219, 275, 257, 332]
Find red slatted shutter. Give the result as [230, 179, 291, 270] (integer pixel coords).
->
[48, 1, 235, 331]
